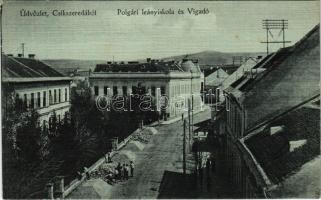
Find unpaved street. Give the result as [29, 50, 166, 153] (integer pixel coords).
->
[68, 109, 211, 199]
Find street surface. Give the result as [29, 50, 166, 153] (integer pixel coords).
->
[68, 109, 211, 199]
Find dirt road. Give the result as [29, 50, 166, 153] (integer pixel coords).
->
[68, 109, 211, 199]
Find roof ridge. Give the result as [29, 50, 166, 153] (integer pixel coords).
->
[9, 56, 44, 77]
[242, 47, 294, 92]
[4, 67, 21, 77]
[293, 24, 319, 48]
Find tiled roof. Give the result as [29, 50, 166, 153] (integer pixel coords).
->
[205, 68, 229, 87]
[2, 54, 64, 78]
[94, 60, 184, 73]
[221, 57, 261, 91]
[268, 155, 321, 198]
[239, 46, 294, 93]
[245, 100, 320, 194]
[241, 24, 320, 130]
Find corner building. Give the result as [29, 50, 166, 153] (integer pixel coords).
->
[89, 58, 205, 119]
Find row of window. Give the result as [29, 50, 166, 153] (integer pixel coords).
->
[94, 85, 165, 96]
[170, 82, 202, 98]
[17, 88, 69, 109]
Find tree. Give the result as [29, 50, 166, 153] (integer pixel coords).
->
[15, 110, 42, 163]
[2, 85, 49, 198]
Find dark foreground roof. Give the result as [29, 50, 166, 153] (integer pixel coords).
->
[245, 98, 320, 197]
[242, 24, 320, 130]
[2, 54, 64, 78]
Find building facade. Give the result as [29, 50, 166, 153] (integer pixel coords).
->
[2, 54, 72, 128]
[211, 24, 320, 198]
[89, 58, 204, 118]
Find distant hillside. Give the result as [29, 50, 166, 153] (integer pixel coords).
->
[42, 59, 104, 75]
[43, 51, 264, 75]
[162, 50, 264, 69]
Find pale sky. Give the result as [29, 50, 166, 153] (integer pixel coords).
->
[2, 1, 320, 60]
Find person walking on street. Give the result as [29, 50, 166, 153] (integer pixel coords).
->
[199, 167, 203, 186]
[121, 164, 125, 180]
[116, 163, 122, 179]
[124, 164, 129, 180]
[130, 161, 134, 177]
[206, 175, 211, 191]
[212, 159, 216, 173]
[206, 157, 211, 176]
[126, 164, 131, 179]
[114, 168, 119, 181]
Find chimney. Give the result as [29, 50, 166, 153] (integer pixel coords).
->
[46, 183, 54, 199]
[192, 59, 199, 64]
[54, 176, 65, 198]
[270, 126, 284, 136]
[28, 54, 35, 59]
[17, 53, 23, 57]
[146, 58, 151, 63]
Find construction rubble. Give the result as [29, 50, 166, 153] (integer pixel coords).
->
[88, 127, 158, 185]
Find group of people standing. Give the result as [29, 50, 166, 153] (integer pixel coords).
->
[115, 161, 135, 181]
[104, 152, 135, 183]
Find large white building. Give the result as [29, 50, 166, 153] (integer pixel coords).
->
[90, 58, 204, 119]
[2, 54, 72, 128]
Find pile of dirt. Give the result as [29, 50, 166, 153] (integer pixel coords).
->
[84, 127, 158, 187]
[123, 140, 145, 151]
[144, 127, 158, 135]
[132, 127, 158, 143]
[90, 164, 116, 184]
[113, 150, 136, 162]
[89, 151, 136, 185]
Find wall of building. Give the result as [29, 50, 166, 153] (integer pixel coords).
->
[168, 77, 203, 117]
[89, 72, 204, 118]
[12, 81, 71, 125]
[90, 78, 169, 97]
[214, 95, 262, 198]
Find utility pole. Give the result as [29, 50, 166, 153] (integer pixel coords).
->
[21, 43, 25, 57]
[188, 99, 191, 152]
[261, 19, 290, 55]
[191, 95, 194, 141]
[232, 56, 243, 66]
[282, 19, 286, 48]
[183, 119, 186, 175]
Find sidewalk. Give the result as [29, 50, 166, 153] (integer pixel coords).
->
[151, 105, 210, 126]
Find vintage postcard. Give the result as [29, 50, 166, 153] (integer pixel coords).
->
[1, 0, 320, 199]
